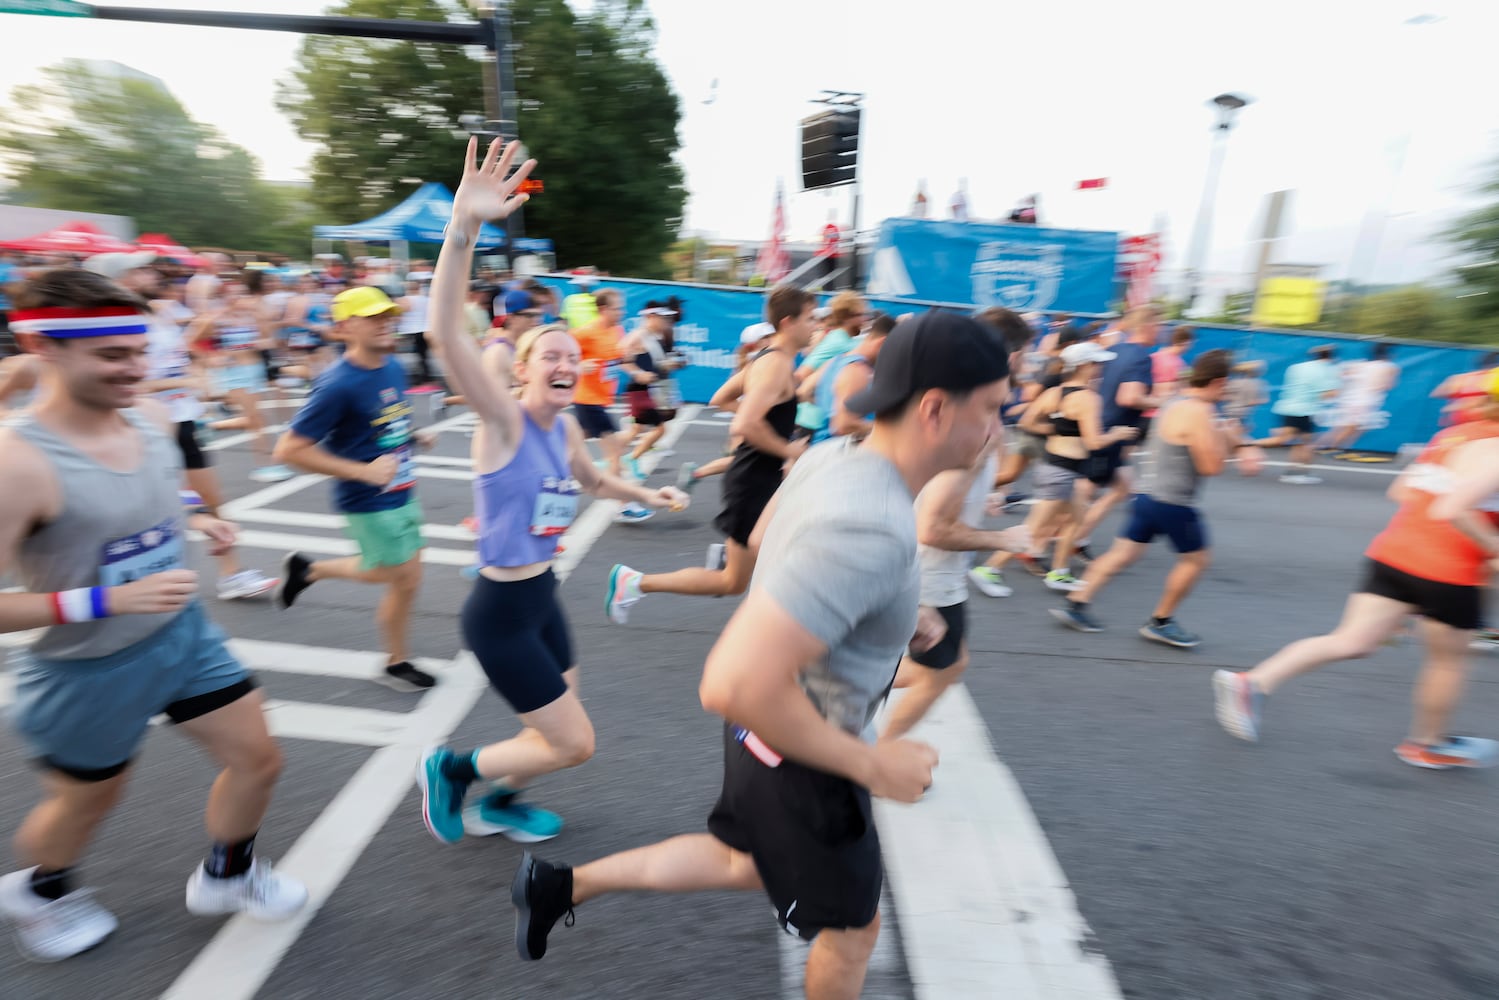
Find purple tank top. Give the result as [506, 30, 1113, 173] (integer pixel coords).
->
[474, 412, 580, 568]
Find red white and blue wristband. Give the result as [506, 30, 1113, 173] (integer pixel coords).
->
[9, 306, 151, 339]
[50, 587, 110, 625]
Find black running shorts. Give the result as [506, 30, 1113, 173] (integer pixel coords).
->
[708, 724, 882, 940]
[910, 601, 966, 670]
[1359, 559, 1483, 631]
[175, 420, 209, 471]
[461, 570, 574, 713]
[572, 403, 618, 440]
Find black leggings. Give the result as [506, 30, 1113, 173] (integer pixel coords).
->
[461, 570, 574, 714]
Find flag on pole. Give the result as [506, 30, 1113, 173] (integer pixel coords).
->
[755, 181, 790, 284]
[1076, 178, 1108, 190]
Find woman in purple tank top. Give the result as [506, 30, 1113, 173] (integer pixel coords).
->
[415, 137, 691, 845]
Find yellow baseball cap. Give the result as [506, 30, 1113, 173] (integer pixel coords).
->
[332, 285, 401, 323]
[1488, 366, 1499, 400]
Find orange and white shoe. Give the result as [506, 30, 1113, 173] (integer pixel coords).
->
[1394, 736, 1499, 770]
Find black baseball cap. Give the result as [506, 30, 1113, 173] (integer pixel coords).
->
[847, 310, 1011, 417]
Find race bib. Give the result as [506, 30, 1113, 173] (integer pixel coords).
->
[99, 517, 184, 587]
[530, 476, 581, 537]
[386, 444, 417, 493]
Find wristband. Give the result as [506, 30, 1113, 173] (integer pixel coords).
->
[50, 586, 110, 625]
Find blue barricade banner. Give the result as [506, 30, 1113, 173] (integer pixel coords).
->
[865, 218, 1119, 314]
[536, 276, 1489, 452]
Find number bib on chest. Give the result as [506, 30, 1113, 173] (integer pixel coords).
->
[100, 517, 184, 587]
[531, 476, 581, 537]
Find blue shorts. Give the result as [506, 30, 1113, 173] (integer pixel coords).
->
[9, 602, 255, 780]
[1124, 494, 1207, 554]
[211, 363, 268, 395]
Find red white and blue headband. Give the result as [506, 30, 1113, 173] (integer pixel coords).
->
[8, 306, 151, 338]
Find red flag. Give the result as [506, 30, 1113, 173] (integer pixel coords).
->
[755, 182, 790, 284]
[1121, 234, 1162, 308]
[1076, 178, 1108, 190]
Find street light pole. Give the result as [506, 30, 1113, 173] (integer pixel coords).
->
[1183, 92, 1250, 312]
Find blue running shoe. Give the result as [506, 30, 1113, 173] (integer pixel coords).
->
[1395, 735, 1499, 770]
[1213, 670, 1265, 743]
[1140, 618, 1201, 649]
[1050, 601, 1103, 633]
[464, 794, 564, 842]
[417, 747, 469, 844]
[624, 456, 645, 482]
[614, 503, 655, 525]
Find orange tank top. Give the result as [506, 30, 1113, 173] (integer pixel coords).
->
[1365, 420, 1499, 586]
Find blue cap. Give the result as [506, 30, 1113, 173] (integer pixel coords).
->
[501, 289, 534, 316]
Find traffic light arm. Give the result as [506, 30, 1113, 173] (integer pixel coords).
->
[88, 5, 492, 46]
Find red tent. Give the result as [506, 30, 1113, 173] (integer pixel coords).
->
[0, 221, 137, 256]
[136, 233, 210, 268]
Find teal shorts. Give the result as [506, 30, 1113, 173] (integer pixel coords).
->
[343, 496, 424, 570]
[9, 602, 255, 780]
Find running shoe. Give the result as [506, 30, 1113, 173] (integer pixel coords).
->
[1278, 474, 1322, 485]
[416, 747, 469, 844]
[378, 661, 437, 692]
[606, 564, 644, 624]
[1469, 627, 1499, 652]
[614, 503, 655, 524]
[249, 464, 296, 484]
[464, 795, 564, 843]
[624, 455, 645, 482]
[967, 566, 1013, 598]
[1050, 601, 1103, 633]
[676, 462, 699, 495]
[1044, 570, 1087, 593]
[216, 569, 278, 601]
[1394, 736, 1499, 770]
[1073, 542, 1095, 566]
[0, 869, 117, 962]
[1212, 669, 1264, 742]
[184, 859, 308, 921]
[511, 852, 575, 962]
[276, 552, 314, 609]
[705, 542, 726, 571]
[1140, 618, 1201, 649]
[1015, 552, 1049, 578]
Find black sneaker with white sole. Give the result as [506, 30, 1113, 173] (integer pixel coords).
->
[276, 552, 314, 609]
[378, 661, 437, 692]
[510, 852, 575, 961]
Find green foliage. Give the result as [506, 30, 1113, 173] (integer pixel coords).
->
[1445, 157, 1499, 327]
[0, 60, 305, 257]
[277, 0, 685, 277]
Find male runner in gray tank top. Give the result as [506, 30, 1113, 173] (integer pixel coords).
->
[1051, 349, 1262, 648]
[0, 269, 306, 963]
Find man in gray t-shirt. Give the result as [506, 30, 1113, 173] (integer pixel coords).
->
[511, 311, 1012, 996]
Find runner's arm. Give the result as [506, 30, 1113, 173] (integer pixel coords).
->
[709, 367, 748, 410]
[916, 464, 1028, 554]
[565, 415, 675, 506]
[730, 351, 801, 460]
[1185, 402, 1229, 476]
[1430, 439, 1499, 527]
[1018, 385, 1058, 436]
[0, 433, 65, 632]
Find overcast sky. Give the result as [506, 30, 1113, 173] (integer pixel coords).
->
[1, 0, 1494, 287]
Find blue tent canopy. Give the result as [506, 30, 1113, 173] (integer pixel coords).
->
[312, 182, 506, 247]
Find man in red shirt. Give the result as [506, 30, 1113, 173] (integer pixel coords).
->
[570, 289, 631, 477]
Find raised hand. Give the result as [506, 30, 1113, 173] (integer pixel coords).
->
[452, 136, 537, 233]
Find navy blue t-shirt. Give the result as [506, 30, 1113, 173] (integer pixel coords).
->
[1100, 342, 1154, 428]
[290, 356, 416, 513]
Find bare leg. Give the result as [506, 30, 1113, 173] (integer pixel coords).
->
[474, 679, 595, 788]
[992, 451, 1030, 489]
[641, 538, 754, 597]
[1408, 617, 1475, 745]
[227, 388, 267, 463]
[805, 916, 882, 1000]
[186, 466, 244, 578]
[1050, 494, 1087, 573]
[374, 557, 422, 666]
[14, 770, 130, 870]
[984, 497, 1065, 570]
[630, 424, 666, 461]
[1072, 474, 1129, 547]
[1071, 538, 1148, 605]
[176, 689, 283, 842]
[1153, 549, 1211, 619]
[881, 647, 968, 742]
[1245, 592, 1411, 695]
[571, 833, 763, 904]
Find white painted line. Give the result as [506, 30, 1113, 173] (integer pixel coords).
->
[874, 687, 1123, 1000]
[413, 454, 475, 468]
[202, 423, 290, 453]
[206, 528, 476, 567]
[414, 466, 476, 482]
[162, 655, 487, 1000]
[220, 474, 325, 518]
[228, 639, 450, 682]
[260, 700, 412, 747]
[223, 508, 477, 542]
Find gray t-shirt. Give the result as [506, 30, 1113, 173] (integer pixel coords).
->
[753, 438, 920, 742]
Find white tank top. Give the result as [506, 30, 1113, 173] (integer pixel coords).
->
[918, 451, 999, 607]
[398, 294, 429, 334]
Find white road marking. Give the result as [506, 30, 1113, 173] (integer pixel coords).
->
[874, 687, 1123, 999]
[202, 423, 289, 453]
[202, 528, 477, 566]
[224, 507, 477, 542]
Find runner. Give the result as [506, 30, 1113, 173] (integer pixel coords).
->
[414, 137, 688, 844]
[1431, 351, 1498, 426]
[1139, 325, 1193, 444]
[802, 311, 894, 443]
[271, 286, 438, 693]
[510, 310, 1012, 1000]
[676, 321, 774, 491]
[616, 300, 686, 486]
[793, 291, 870, 439]
[1321, 341, 1400, 456]
[605, 284, 815, 619]
[1052, 350, 1257, 647]
[569, 288, 633, 479]
[1215, 370, 1499, 766]
[0, 268, 307, 963]
[1253, 344, 1341, 484]
[398, 277, 441, 391]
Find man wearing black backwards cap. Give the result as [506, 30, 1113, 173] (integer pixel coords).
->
[510, 311, 1011, 1000]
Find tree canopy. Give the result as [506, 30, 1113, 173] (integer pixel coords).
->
[276, 0, 684, 277]
[0, 60, 310, 257]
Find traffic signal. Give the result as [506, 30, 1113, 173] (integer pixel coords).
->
[800, 109, 860, 191]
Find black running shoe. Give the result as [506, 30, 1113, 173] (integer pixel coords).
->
[511, 852, 575, 961]
[378, 661, 437, 692]
[276, 552, 313, 609]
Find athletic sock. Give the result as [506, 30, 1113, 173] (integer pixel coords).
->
[1152, 616, 1171, 627]
[205, 834, 257, 879]
[30, 867, 73, 901]
[441, 749, 481, 786]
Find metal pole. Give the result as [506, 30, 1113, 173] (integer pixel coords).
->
[1183, 126, 1228, 310]
[90, 5, 485, 44]
[848, 106, 862, 291]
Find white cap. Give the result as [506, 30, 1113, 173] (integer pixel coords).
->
[1061, 342, 1116, 368]
[740, 322, 774, 346]
[83, 251, 158, 280]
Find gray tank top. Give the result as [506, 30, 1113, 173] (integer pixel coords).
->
[12, 410, 187, 660]
[1143, 399, 1202, 507]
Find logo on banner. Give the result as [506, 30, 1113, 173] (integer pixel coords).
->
[970, 241, 1063, 310]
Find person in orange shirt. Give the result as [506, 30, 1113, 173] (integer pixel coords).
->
[569, 289, 634, 478]
[1214, 369, 1499, 769]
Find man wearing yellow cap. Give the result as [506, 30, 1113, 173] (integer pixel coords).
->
[271, 286, 437, 692]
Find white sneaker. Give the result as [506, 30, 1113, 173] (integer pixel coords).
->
[0, 869, 118, 962]
[967, 566, 1013, 598]
[250, 464, 296, 484]
[216, 569, 278, 601]
[185, 859, 308, 922]
[606, 564, 644, 624]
